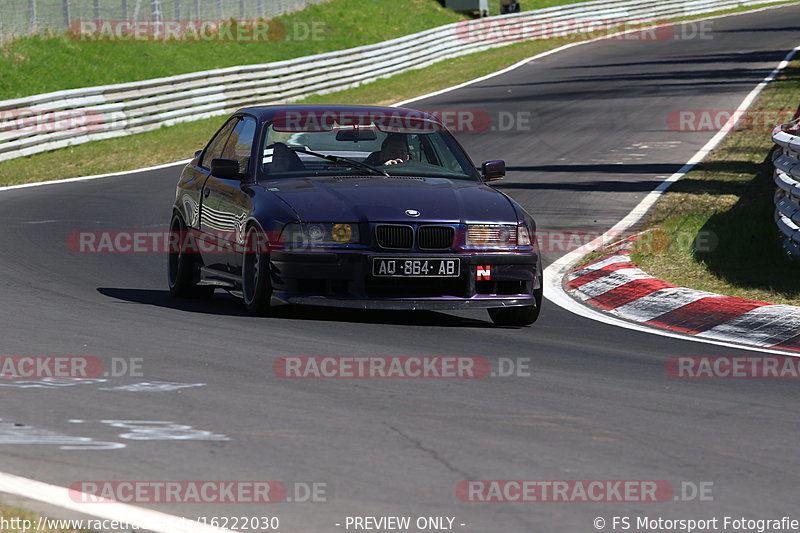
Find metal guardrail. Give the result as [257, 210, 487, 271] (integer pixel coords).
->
[773, 119, 800, 258]
[0, 0, 782, 163]
[0, 0, 328, 43]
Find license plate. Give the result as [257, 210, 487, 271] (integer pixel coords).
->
[372, 258, 460, 277]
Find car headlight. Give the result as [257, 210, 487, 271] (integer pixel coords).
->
[466, 224, 532, 249]
[281, 223, 360, 247]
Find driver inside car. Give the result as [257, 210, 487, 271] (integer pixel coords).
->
[364, 133, 410, 166]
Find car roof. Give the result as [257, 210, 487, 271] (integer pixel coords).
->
[234, 104, 443, 124]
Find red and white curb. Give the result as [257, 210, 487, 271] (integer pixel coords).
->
[567, 247, 800, 353]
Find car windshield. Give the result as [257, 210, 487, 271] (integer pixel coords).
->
[259, 111, 479, 181]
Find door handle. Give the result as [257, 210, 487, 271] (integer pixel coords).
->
[203, 188, 210, 198]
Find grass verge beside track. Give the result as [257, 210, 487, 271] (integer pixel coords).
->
[630, 59, 800, 306]
[0, 2, 796, 187]
[0, 0, 463, 99]
[0, 502, 90, 532]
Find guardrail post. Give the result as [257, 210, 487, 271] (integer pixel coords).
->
[151, 0, 162, 21]
[93, 0, 100, 20]
[28, 0, 37, 34]
[121, 0, 128, 20]
[62, 0, 70, 27]
[174, 0, 181, 19]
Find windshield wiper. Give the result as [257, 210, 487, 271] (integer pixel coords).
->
[287, 147, 390, 177]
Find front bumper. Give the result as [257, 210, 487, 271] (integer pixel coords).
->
[269, 250, 540, 310]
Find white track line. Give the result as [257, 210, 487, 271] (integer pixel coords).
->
[1, 2, 798, 526]
[0, 472, 231, 533]
[0, 159, 190, 192]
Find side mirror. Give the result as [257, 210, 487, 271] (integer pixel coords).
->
[194, 149, 203, 159]
[211, 158, 242, 180]
[481, 160, 505, 181]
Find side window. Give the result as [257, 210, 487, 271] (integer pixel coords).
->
[200, 118, 238, 169]
[221, 116, 257, 174]
[424, 133, 461, 171]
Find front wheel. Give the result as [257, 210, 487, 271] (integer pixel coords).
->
[241, 226, 273, 316]
[488, 277, 543, 327]
[167, 214, 214, 299]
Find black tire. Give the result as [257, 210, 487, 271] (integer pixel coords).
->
[167, 214, 214, 299]
[241, 226, 273, 316]
[488, 276, 543, 327]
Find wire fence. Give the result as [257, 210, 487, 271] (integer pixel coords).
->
[0, 0, 329, 41]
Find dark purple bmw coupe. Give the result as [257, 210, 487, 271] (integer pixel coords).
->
[168, 105, 542, 326]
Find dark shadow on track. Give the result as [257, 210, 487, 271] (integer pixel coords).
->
[98, 287, 248, 316]
[97, 288, 495, 327]
[497, 178, 664, 192]
[507, 163, 683, 174]
[553, 50, 791, 69]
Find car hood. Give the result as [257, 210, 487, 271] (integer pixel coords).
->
[259, 176, 519, 224]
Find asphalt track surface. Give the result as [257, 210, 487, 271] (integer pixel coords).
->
[1, 5, 800, 532]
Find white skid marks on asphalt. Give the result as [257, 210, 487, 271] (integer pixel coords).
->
[697, 305, 800, 346]
[0, 419, 229, 450]
[0, 419, 124, 450]
[97, 381, 206, 392]
[0, 472, 233, 533]
[0, 378, 107, 389]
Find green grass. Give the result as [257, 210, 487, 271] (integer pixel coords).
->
[0, 1, 796, 187]
[630, 59, 800, 305]
[0, 0, 595, 100]
[0, 502, 91, 532]
[0, 0, 465, 99]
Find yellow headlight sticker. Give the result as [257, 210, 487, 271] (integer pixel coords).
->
[332, 224, 353, 243]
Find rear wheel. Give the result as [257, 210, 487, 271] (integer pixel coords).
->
[167, 214, 214, 299]
[242, 226, 272, 316]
